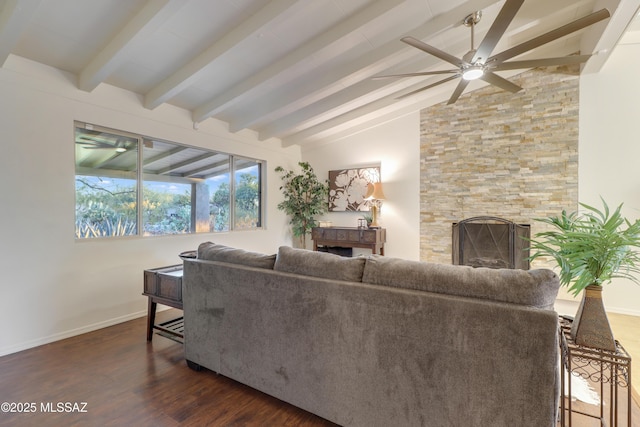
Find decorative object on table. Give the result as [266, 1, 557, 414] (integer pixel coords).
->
[362, 213, 373, 228]
[328, 167, 380, 211]
[357, 218, 367, 229]
[364, 182, 386, 228]
[529, 198, 640, 351]
[275, 162, 329, 249]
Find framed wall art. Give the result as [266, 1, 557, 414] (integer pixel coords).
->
[328, 167, 380, 211]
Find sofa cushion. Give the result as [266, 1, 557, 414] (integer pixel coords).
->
[274, 246, 366, 282]
[197, 242, 276, 269]
[362, 255, 559, 309]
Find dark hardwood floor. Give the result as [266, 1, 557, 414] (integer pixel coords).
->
[0, 310, 338, 427]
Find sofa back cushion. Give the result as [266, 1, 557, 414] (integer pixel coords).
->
[362, 255, 559, 309]
[274, 246, 366, 282]
[197, 242, 276, 269]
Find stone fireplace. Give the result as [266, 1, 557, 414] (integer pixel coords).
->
[452, 217, 530, 269]
[419, 65, 579, 264]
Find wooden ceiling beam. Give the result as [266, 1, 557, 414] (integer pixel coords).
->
[0, 0, 41, 66]
[78, 0, 184, 92]
[143, 0, 298, 110]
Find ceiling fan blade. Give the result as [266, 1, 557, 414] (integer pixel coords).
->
[491, 55, 592, 71]
[488, 8, 610, 65]
[76, 141, 112, 148]
[78, 134, 118, 143]
[480, 72, 522, 93]
[397, 74, 460, 99]
[472, 0, 524, 63]
[401, 36, 467, 68]
[373, 70, 459, 79]
[447, 79, 470, 104]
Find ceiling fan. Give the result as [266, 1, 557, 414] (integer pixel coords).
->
[378, 0, 610, 104]
[77, 135, 136, 153]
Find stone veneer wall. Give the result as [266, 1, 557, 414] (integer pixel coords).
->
[420, 65, 579, 263]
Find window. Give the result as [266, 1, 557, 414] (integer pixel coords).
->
[233, 157, 262, 230]
[74, 122, 264, 239]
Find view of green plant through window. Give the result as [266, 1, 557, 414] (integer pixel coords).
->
[74, 123, 263, 239]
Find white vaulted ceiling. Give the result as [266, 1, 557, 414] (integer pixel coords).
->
[1, 0, 638, 149]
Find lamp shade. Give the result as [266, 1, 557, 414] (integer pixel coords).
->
[365, 182, 386, 200]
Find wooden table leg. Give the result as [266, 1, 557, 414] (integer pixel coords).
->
[146, 298, 157, 341]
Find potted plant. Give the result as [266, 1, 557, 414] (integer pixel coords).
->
[362, 213, 373, 228]
[529, 198, 640, 350]
[275, 162, 329, 249]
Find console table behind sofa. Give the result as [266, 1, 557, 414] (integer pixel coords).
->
[311, 226, 385, 255]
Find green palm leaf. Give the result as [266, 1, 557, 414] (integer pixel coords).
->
[529, 198, 640, 296]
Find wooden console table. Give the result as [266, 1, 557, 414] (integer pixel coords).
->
[311, 226, 386, 255]
[143, 265, 184, 343]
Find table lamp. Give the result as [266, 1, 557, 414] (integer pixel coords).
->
[365, 182, 386, 228]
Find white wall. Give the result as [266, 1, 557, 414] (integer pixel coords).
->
[0, 56, 300, 356]
[579, 40, 640, 316]
[302, 113, 421, 261]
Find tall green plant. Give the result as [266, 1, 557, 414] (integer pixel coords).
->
[275, 162, 328, 248]
[529, 199, 640, 296]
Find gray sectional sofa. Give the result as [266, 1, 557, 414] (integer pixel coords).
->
[182, 242, 561, 427]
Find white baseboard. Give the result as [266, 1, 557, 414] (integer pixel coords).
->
[554, 298, 579, 317]
[0, 310, 148, 357]
[606, 306, 640, 317]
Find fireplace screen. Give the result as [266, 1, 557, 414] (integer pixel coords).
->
[452, 217, 530, 270]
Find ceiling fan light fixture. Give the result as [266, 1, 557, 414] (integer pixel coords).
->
[462, 65, 484, 80]
[391, 2, 610, 104]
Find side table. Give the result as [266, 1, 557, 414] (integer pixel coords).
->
[143, 265, 184, 343]
[558, 317, 632, 426]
